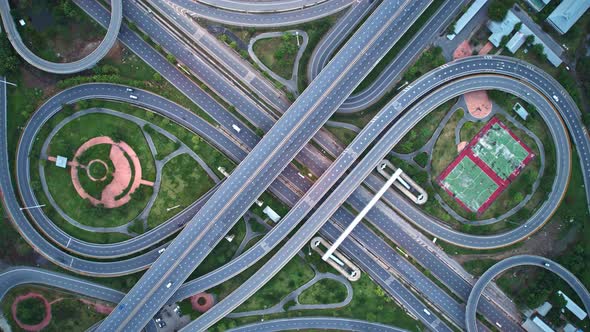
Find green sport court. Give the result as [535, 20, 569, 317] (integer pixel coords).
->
[440, 157, 499, 212]
[471, 123, 530, 180]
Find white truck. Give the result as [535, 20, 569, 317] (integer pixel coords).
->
[232, 124, 241, 133]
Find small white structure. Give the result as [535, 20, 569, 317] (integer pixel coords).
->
[513, 102, 529, 121]
[225, 234, 235, 242]
[446, 0, 487, 40]
[535, 301, 552, 316]
[532, 316, 554, 332]
[55, 156, 68, 168]
[18, 19, 25, 26]
[488, 11, 521, 47]
[263, 206, 281, 223]
[558, 290, 588, 320]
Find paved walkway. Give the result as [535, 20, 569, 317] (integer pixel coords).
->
[38, 108, 218, 235]
[227, 264, 353, 318]
[248, 30, 308, 94]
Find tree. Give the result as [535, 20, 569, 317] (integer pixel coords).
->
[0, 32, 19, 75]
[166, 54, 177, 64]
[549, 291, 567, 309]
[487, 0, 512, 22]
[152, 72, 163, 82]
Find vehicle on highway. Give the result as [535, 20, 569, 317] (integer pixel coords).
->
[126, 87, 134, 92]
[158, 248, 166, 254]
[553, 95, 560, 102]
[166, 281, 173, 288]
[130, 94, 138, 100]
[232, 124, 241, 133]
[544, 262, 551, 267]
[423, 309, 431, 316]
[155, 316, 165, 328]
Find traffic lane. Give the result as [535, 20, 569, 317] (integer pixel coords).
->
[0, 0, 121, 73]
[195, 0, 352, 13]
[465, 255, 590, 331]
[172, 0, 353, 27]
[308, 0, 378, 80]
[340, 0, 467, 112]
[0, 267, 124, 303]
[227, 317, 409, 332]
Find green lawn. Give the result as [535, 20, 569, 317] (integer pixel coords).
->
[9, 0, 105, 63]
[143, 124, 180, 160]
[324, 125, 357, 146]
[431, 109, 464, 176]
[215, 273, 422, 332]
[42, 113, 155, 228]
[253, 33, 299, 80]
[147, 153, 215, 229]
[1, 286, 106, 331]
[298, 278, 348, 305]
[395, 101, 456, 154]
[235, 256, 315, 312]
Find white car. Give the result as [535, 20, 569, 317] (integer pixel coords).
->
[166, 281, 173, 288]
[130, 95, 138, 100]
[158, 248, 166, 254]
[552, 95, 560, 103]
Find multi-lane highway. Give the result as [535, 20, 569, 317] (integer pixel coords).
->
[98, 2, 436, 329]
[465, 256, 590, 331]
[0, 0, 121, 74]
[226, 317, 409, 332]
[183, 64, 574, 330]
[165, 0, 353, 27]
[2, 0, 590, 329]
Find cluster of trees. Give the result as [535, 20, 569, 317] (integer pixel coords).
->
[273, 33, 298, 60]
[0, 32, 20, 75]
[16, 297, 46, 325]
[488, 0, 515, 22]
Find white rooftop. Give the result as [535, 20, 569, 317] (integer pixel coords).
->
[558, 290, 588, 320]
[535, 301, 552, 316]
[263, 206, 281, 223]
[488, 10, 521, 47]
[547, 0, 590, 34]
[532, 316, 554, 332]
[447, 0, 487, 40]
[55, 156, 68, 168]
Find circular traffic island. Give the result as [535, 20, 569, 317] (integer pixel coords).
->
[41, 113, 156, 229]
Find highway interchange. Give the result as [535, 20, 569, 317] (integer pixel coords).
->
[1, 0, 590, 331]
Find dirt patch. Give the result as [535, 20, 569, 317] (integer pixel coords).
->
[453, 40, 472, 60]
[464, 90, 492, 119]
[455, 219, 580, 265]
[19, 67, 58, 94]
[104, 41, 123, 62]
[80, 299, 113, 315]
